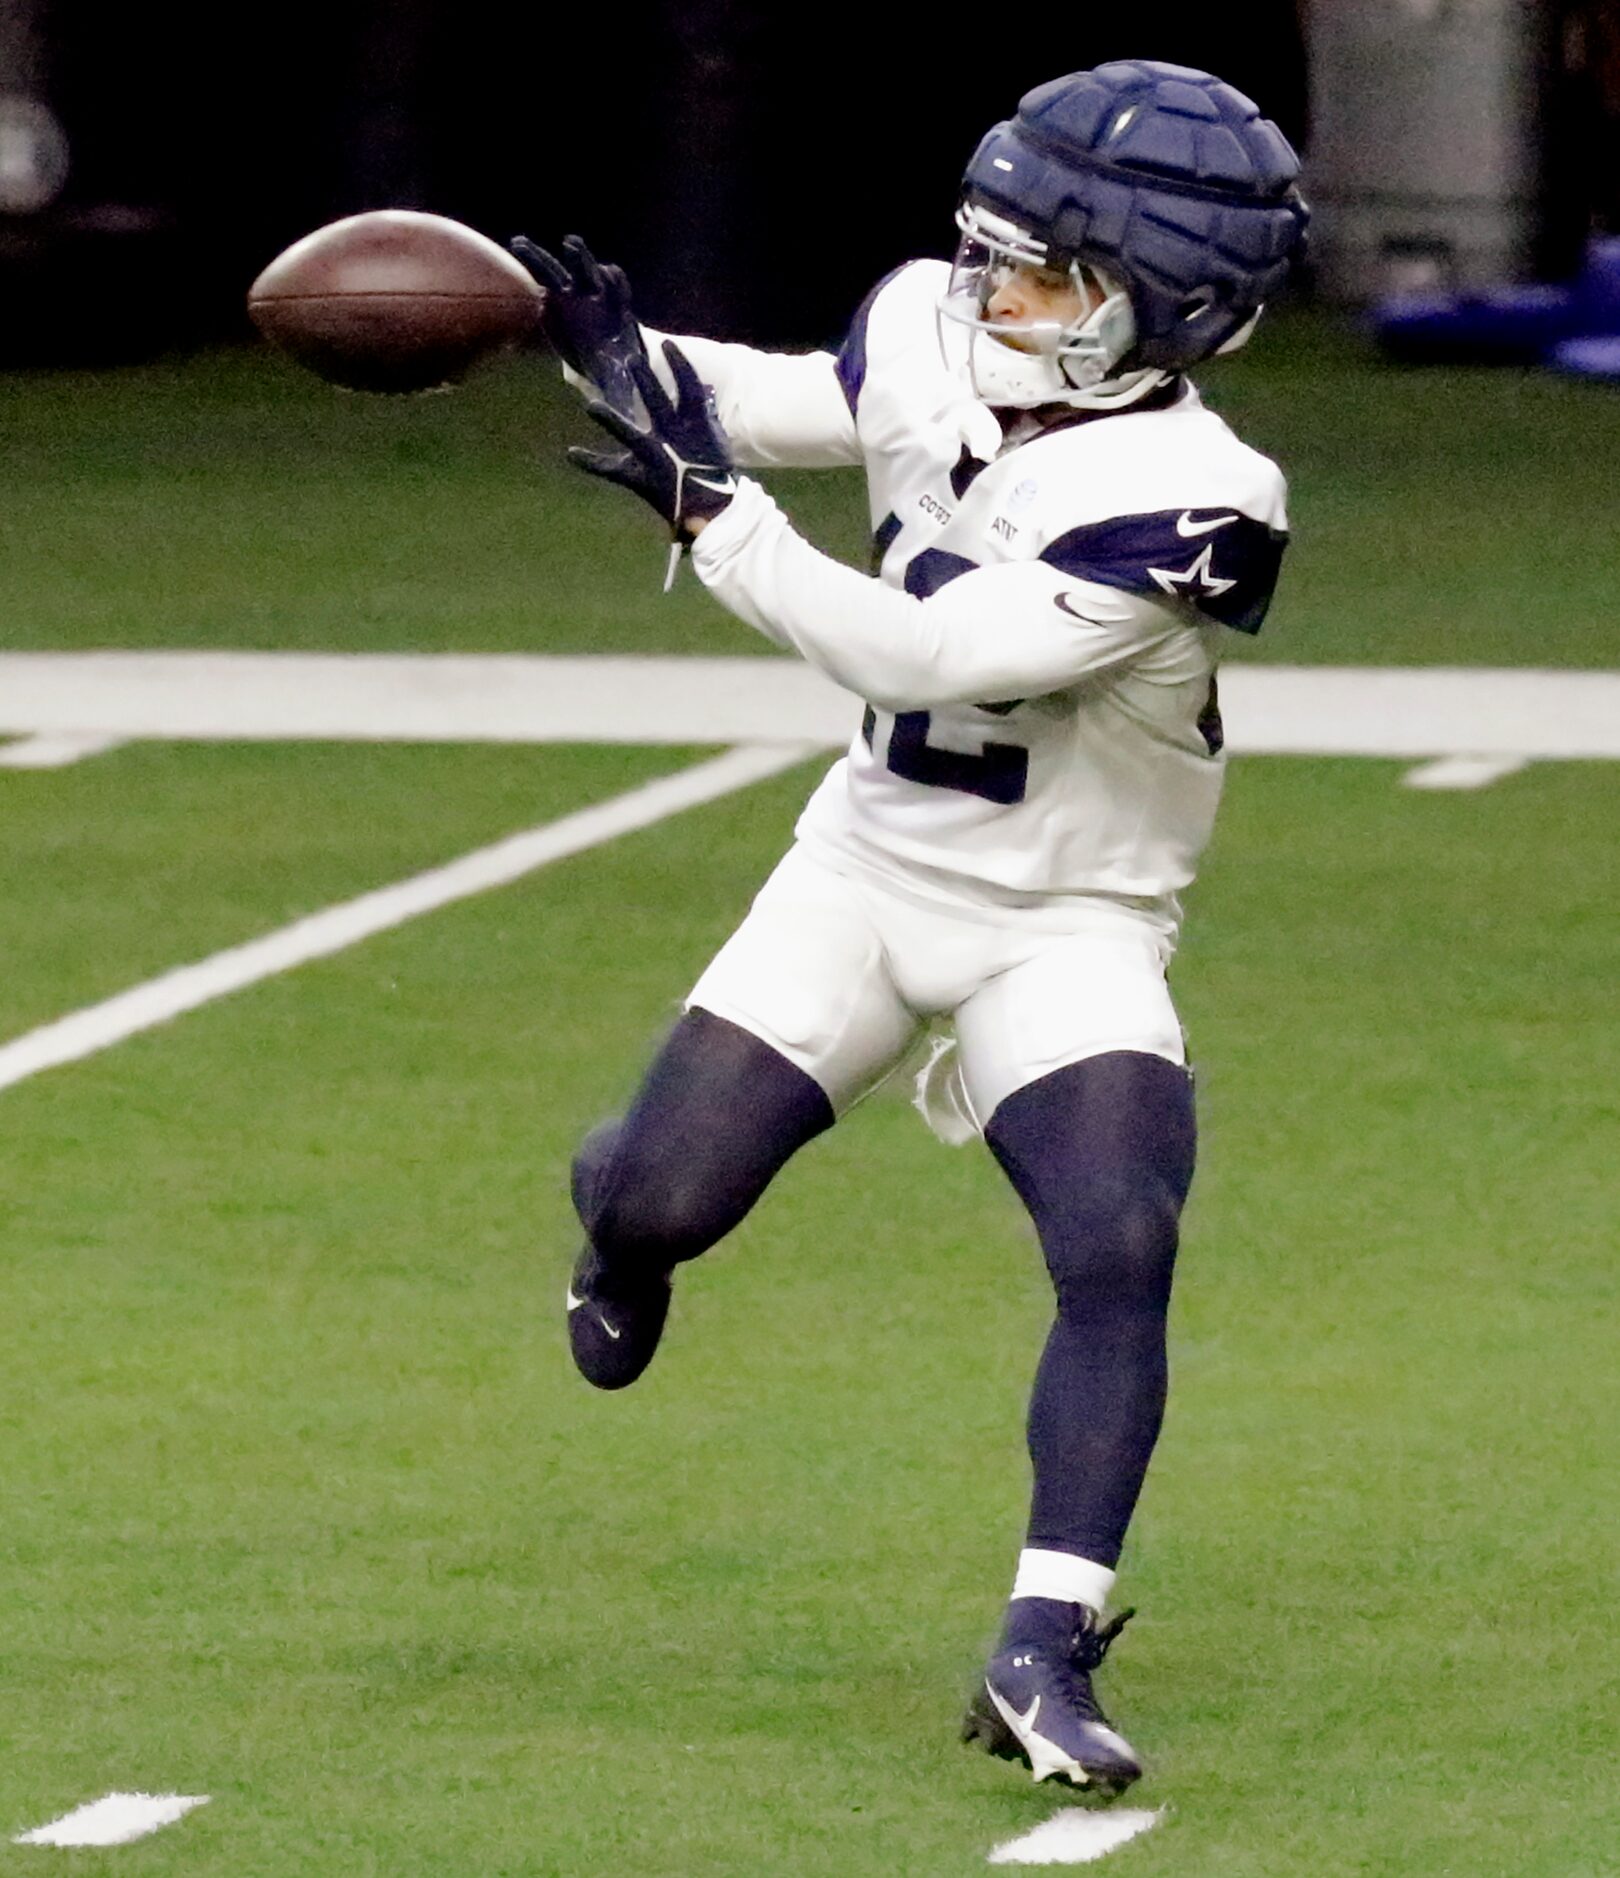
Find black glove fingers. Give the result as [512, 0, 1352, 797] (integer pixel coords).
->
[629, 354, 677, 428]
[558, 333, 732, 545]
[581, 397, 645, 449]
[561, 233, 605, 295]
[566, 445, 637, 481]
[661, 340, 709, 415]
[509, 235, 571, 294]
[601, 262, 634, 320]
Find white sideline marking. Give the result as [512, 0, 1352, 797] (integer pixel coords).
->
[0, 731, 128, 769]
[1, 653, 1617, 761]
[988, 1806, 1162, 1865]
[0, 742, 813, 1095]
[1402, 754, 1529, 790]
[13, 1792, 209, 1846]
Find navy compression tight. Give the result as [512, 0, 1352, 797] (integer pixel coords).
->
[573, 1011, 1194, 1568]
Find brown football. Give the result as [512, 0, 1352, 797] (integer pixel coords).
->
[247, 210, 544, 393]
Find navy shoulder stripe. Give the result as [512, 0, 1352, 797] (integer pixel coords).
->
[1040, 507, 1288, 635]
[835, 265, 912, 418]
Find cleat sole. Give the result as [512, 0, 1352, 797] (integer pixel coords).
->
[961, 1683, 1142, 1802]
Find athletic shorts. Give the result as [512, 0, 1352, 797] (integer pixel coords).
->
[686, 843, 1186, 1131]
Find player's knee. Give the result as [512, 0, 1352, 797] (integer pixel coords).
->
[584, 1148, 732, 1270]
[1042, 1173, 1181, 1323]
[571, 1119, 699, 1264]
[571, 1097, 739, 1266]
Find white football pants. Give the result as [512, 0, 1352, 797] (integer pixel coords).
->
[687, 843, 1186, 1131]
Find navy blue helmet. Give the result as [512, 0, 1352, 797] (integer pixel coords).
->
[950, 60, 1308, 391]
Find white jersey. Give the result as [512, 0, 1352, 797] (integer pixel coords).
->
[653, 259, 1289, 919]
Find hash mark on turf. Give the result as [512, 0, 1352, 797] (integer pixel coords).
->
[1401, 754, 1529, 790]
[987, 1805, 1162, 1864]
[13, 1792, 209, 1847]
[0, 732, 128, 769]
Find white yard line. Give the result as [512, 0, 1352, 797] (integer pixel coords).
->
[13, 1792, 209, 1847]
[0, 732, 128, 769]
[1402, 754, 1530, 790]
[987, 1805, 1163, 1865]
[0, 742, 814, 1096]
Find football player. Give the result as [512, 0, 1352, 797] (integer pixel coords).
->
[513, 59, 1307, 1798]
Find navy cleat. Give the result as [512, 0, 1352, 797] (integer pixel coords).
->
[564, 1118, 672, 1390]
[961, 1606, 1142, 1797]
[566, 1242, 672, 1390]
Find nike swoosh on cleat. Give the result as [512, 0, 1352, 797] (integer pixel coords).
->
[986, 1683, 1091, 1787]
[566, 1287, 622, 1339]
[986, 1685, 1042, 1744]
[1176, 509, 1238, 537]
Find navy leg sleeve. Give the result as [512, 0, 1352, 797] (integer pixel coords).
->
[573, 1007, 835, 1276]
[986, 1050, 1197, 1569]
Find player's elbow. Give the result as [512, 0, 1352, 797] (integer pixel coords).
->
[852, 632, 1014, 712]
[859, 663, 1027, 712]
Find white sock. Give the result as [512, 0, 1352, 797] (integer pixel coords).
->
[1010, 1547, 1116, 1613]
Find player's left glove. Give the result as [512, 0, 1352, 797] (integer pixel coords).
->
[509, 233, 649, 417]
[568, 342, 737, 587]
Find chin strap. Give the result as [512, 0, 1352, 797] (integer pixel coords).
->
[1057, 363, 1173, 411]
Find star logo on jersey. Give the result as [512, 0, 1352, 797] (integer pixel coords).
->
[1147, 543, 1236, 602]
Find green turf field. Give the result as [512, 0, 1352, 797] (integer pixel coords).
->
[2, 321, 1616, 1873]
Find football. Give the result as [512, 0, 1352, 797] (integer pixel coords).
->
[247, 210, 544, 393]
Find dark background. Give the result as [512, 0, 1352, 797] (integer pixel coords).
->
[4, 0, 1308, 360]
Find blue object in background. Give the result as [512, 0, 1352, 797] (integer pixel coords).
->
[1373, 237, 1620, 378]
[1551, 333, 1620, 379]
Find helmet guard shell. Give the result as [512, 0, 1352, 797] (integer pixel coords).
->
[961, 60, 1309, 372]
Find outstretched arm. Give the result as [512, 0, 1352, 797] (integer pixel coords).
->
[565, 343, 1180, 699]
[691, 480, 1183, 707]
[513, 232, 859, 470]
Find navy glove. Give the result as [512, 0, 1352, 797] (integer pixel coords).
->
[569, 342, 737, 582]
[509, 232, 649, 416]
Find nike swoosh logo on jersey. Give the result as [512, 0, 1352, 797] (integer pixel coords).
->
[1176, 510, 1239, 537]
[1053, 591, 1107, 623]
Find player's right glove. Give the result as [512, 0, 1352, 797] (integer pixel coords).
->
[568, 343, 737, 588]
[509, 232, 649, 417]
